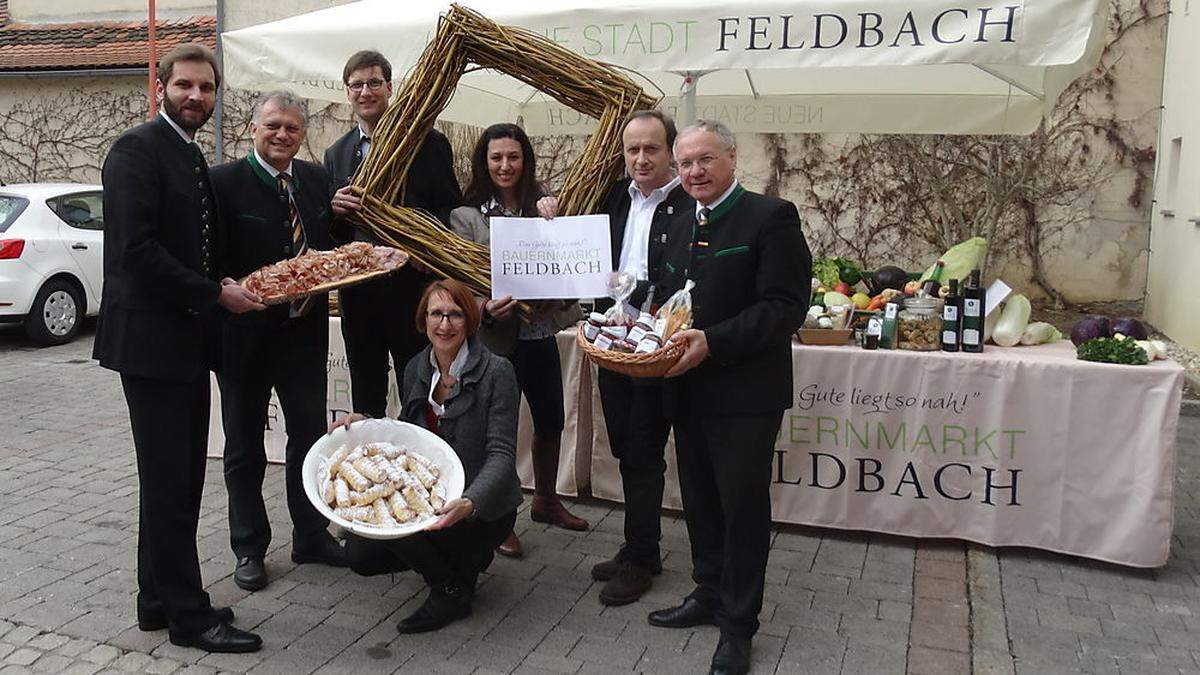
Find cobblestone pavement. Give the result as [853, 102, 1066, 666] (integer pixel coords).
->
[2, 323, 1199, 674]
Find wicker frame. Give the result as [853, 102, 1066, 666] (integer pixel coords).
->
[344, 4, 660, 302]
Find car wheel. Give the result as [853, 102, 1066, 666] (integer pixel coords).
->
[25, 279, 83, 346]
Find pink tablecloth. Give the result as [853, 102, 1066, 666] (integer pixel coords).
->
[584, 340, 1184, 568]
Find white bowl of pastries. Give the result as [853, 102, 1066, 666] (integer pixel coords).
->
[303, 418, 466, 540]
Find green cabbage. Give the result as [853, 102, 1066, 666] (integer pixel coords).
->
[920, 237, 988, 284]
[992, 294, 1031, 347]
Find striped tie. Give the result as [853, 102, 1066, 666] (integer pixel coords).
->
[278, 173, 307, 257]
[278, 173, 312, 316]
[696, 207, 711, 248]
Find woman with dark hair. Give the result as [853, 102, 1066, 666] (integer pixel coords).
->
[329, 279, 521, 634]
[450, 123, 587, 559]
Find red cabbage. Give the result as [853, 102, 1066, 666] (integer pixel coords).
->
[1070, 316, 1111, 346]
[1111, 317, 1148, 340]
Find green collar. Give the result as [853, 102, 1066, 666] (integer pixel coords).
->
[245, 152, 299, 191]
[705, 184, 746, 224]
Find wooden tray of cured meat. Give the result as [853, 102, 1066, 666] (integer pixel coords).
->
[241, 243, 409, 305]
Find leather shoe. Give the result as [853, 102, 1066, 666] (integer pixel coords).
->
[496, 531, 523, 558]
[530, 496, 589, 531]
[592, 548, 662, 582]
[292, 533, 348, 567]
[138, 606, 233, 632]
[709, 635, 751, 675]
[599, 562, 654, 606]
[169, 622, 262, 653]
[396, 580, 473, 634]
[234, 556, 267, 591]
[648, 598, 716, 629]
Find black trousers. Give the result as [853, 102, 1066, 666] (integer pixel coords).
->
[121, 374, 219, 639]
[338, 269, 429, 418]
[345, 510, 516, 589]
[218, 320, 329, 559]
[597, 369, 670, 565]
[508, 336, 565, 437]
[674, 411, 783, 639]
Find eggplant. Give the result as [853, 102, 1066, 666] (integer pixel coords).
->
[862, 266, 910, 295]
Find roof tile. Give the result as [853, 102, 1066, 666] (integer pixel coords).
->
[0, 15, 215, 72]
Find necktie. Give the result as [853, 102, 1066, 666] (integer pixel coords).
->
[278, 173, 312, 317]
[696, 207, 711, 247]
[278, 173, 307, 257]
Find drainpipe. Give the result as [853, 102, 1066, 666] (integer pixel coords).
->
[214, 0, 225, 162]
[147, 0, 157, 119]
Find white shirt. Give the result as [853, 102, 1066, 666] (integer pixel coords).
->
[159, 110, 196, 145]
[253, 148, 294, 185]
[358, 126, 372, 160]
[695, 179, 740, 216]
[619, 176, 680, 281]
[427, 342, 470, 417]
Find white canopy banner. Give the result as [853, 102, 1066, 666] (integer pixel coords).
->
[223, 0, 1107, 134]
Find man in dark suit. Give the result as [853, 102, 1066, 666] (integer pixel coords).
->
[210, 91, 346, 592]
[95, 43, 264, 654]
[648, 120, 810, 675]
[538, 110, 691, 605]
[325, 49, 463, 418]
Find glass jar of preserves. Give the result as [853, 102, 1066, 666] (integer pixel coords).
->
[898, 294, 943, 351]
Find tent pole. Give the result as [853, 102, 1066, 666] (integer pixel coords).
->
[680, 71, 700, 125]
[972, 64, 1043, 100]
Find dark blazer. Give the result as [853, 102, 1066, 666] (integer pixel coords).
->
[323, 126, 462, 233]
[94, 115, 222, 382]
[209, 155, 335, 376]
[400, 336, 523, 522]
[599, 178, 693, 310]
[657, 185, 811, 416]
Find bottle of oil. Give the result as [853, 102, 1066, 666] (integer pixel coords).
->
[941, 278, 962, 352]
[961, 270, 985, 353]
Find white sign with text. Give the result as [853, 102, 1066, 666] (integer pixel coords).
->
[489, 215, 612, 300]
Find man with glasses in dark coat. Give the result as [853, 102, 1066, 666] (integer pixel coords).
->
[325, 49, 463, 419]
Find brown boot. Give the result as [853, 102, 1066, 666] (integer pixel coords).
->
[529, 435, 590, 531]
[530, 496, 589, 531]
[497, 531, 523, 558]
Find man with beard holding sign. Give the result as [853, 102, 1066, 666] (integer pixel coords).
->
[649, 120, 810, 675]
[95, 44, 265, 653]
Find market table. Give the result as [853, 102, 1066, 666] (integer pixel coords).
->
[583, 339, 1185, 568]
[205, 322, 1184, 568]
[205, 318, 591, 497]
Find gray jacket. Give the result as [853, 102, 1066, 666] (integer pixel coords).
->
[449, 205, 583, 356]
[400, 336, 522, 521]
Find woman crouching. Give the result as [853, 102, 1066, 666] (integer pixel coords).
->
[329, 279, 520, 633]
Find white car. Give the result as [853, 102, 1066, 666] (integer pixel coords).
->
[0, 183, 104, 345]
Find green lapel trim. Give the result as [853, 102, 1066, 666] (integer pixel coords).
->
[714, 244, 750, 258]
[706, 184, 746, 225]
[245, 153, 301, 191]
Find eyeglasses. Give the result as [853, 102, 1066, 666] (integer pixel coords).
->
[347, 78, 386, 93]
[677, 155, 722, 173]
[428, 310, 466, 325]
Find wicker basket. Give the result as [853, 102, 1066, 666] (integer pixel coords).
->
[576, 325, 684, 378]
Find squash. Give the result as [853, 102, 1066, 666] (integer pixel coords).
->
[992, 294, 1031, 347]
